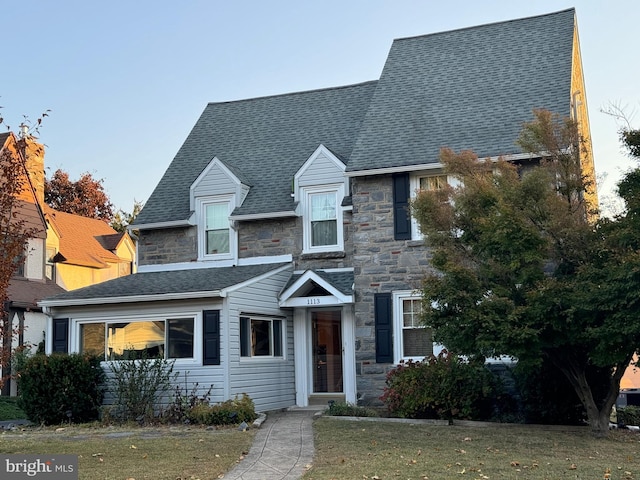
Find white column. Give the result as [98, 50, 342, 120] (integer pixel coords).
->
[293, 308, 309, 407]
[342, 305, 357, 404]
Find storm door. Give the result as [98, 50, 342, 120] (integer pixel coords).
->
[312, 310, 343, 393]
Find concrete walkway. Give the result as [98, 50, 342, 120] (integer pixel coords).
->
[224, 409, 317, 480]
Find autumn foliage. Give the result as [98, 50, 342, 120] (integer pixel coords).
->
[45, 169, 114, 222]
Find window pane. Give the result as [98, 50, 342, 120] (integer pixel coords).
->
[273, 320, 282, 357]
[107, 321, 165, 360]
[80, 323, 106, 358]
[168, 318, 194, 358]
[207, 229, 230, 254]
[311, 220, 337, 246]
[403, 327, 432, 357]
[402, 299, 422, 327]
[311, 193, 336, 221]
[251, 319, 271, 356]
[419, 175, 447, 191]
[205, 203, 228, 229]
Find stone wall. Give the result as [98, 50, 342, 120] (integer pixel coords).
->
[351, 174, 435, 405]
[138, 227, 197, 265]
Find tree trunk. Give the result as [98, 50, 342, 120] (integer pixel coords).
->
[554, 352, 632, 438]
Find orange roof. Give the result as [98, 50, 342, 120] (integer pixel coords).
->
[44, 205, 126, 268]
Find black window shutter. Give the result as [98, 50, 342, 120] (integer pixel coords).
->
[239, 316, 250, 357]
[374, 293, 393, 363]
[52, 318, 69, 353]
[203, 310, 220, 365]
[393, 173, 411, 240]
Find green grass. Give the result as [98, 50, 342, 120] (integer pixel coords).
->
[0, 424, 255, 480]
[0, 397, 26, 421]
[304, 417, 640, 480]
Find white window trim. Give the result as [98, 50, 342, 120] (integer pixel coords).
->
[196, 195, 237, 261]
[392, 291, 444, 363]
[301, 184, 345, 254]
[409, 173, 460, 241]
[239, 316, 286, 361]
[73, 312, 201, 366]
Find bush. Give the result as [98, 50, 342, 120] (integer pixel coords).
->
[186, 394, 257, 426]
[617, 406, 640, 426]
[325, 401, 378, 417]
[17, 353, 105, 425]
[162, 376, 214, 424]
[380, 352, 498, 421]
[107, 354, 178, 423]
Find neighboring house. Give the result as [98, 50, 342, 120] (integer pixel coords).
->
[1, 132, 65, 395]
[43, 205, 136, 291]
[40, 9, 598, 410]
[1, 132, 136, 395]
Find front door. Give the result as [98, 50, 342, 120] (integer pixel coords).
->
[312, 311, 343, 393]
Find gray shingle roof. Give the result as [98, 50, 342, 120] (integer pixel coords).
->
[135, 9, 576, 222]
[347, 8, 575, 172]
[135, 82, 377, 225]
[40, 263, 290, 304]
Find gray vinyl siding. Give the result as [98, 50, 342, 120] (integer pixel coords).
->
[192, 163, 238, 198]
[226, 267, 296, 411]
[297, 151, 345, 188]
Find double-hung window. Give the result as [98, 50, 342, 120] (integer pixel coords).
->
[197, 196, 235, 260]
[302, 185, 344, 253]
[410, 173, 457, 240]
[79, 317, 195, 361]
[240, 316, 283, 358]
[393, 291, 434, 362]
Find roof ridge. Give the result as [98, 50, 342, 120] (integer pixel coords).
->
[393, 8, 575, 43]
[206, 80, 378, 106]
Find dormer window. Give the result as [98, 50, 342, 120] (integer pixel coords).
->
[205, 203, 230, 254]
[302, 184, 344, 254]
[197, 196, 236, 261]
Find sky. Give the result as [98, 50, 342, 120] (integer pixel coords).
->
[2, 0, 638, 216]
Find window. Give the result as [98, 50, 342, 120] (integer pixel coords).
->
[205, 202, 230, 254]
[45, 247, 56, 281]
[302, 185, 344, 253]
[80, 318, 195, 361]
[410, 173, 458, 240]
[240, 316, 283, 358]
[393, 292, 433, 362]
[197, 196, 236, 260]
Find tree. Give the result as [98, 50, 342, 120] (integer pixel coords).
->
[412, 109, 640, 436]
[0, 132, 43, 389]
[110, 200, 143, 234]
[45, 169, 114, 222]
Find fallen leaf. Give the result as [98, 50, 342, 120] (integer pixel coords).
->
[569, 464, 577, 470]
[510, 461, 520, 467]
[130, 445, 137, 449]
[463, 437, 472, 441]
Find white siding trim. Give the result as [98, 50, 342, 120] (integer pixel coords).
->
[138, 255, 293, 273]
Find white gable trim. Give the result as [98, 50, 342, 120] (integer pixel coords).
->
[189, 156, 249, 211]
[279, 269, 353, 307]
[293, 144, 347, 203]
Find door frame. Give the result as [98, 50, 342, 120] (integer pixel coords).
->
[293, 305, 355, 407]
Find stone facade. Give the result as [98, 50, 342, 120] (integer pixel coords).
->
[138, 227, 197, 266]
[351, 174, 436, 404]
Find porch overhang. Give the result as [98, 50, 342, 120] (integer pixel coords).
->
[279, 269, 354, 307]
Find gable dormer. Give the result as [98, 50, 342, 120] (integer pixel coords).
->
[190, 157, 250, 261]
[293, 145, 348, 254]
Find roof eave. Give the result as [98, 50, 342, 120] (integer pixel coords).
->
[39, 289, 224, 308]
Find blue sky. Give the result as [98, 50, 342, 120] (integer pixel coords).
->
[2, 0, 638, 215]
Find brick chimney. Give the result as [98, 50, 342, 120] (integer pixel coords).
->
[14, 130, 46, 207]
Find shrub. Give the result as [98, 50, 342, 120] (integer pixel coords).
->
[162, 375, 214, 424]
[617, 406, 640, 427]
[187, 394, 257, 425]
[107, 354, 178, 423]
[17, 353, 105, 425]
[380, 352, 498, 421]
[325, 401, 378, 417]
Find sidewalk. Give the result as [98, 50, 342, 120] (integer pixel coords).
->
[223, 409, 318, 480]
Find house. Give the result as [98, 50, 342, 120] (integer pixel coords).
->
[43, 205, 136, 291]
[1, 131, 65, 395]
[40, 9, 597, 410]
[1, 131, 136, 395]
